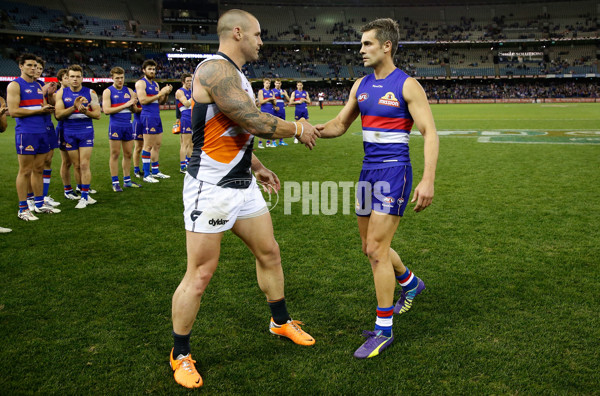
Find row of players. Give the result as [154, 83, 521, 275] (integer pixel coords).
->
[6, 55, 183, 221]
[256, 78, 313, 148]
[5, 55, 322, 223]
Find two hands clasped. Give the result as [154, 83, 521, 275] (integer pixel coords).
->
[269, 118, 434, 212]
[293, 117, 326, 150]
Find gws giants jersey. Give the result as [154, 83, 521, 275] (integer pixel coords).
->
[356, 68, 414, 169]
[187, 53, 255, 189]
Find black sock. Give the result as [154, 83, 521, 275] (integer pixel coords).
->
[268, 298, 291, 325]
[172, 331, 191, 357]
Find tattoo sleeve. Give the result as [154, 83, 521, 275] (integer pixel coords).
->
[197, 60, 288, 139]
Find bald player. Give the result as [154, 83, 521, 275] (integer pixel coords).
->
[169, 9, 319, 389]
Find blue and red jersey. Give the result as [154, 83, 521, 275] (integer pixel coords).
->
[37, 80, 54, 131]
[356, 68, 414, 169]
[14, 77, 46, 134]
[133, 99, 142, 122]
[139, 77, 160, 117]
[176, 87, 192, 122]
[62, 86, 94, 132]
[260, 88, 275, 113]
[293, 90, 308, 110]
[272, 88, 286, 107]
[107, 85, 133, 126]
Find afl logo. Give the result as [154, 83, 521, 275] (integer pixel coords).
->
[64, 97, 73, 102]
[383, 197, 395, 204]
[25, 89, 32, 94]
[358, 93, 368, 102]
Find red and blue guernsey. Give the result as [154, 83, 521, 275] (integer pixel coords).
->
[260, 88, 275, 114]
[14, 77, 46, 134]
[140, 77, 160, 117]
[293, 89, 308, 110]
[107, 85, 132, 126]
[62, 86, 94, 131]
[176, 87, 192, 124]
[356, 68, 414, 169]
[133, 99, 142, 123]
[272, 88, 286, 119]
[37, 80, 55, 132]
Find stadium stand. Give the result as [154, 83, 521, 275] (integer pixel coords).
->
[0, 0, 598, 99]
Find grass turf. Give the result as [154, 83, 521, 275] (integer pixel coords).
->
[0, 103, 599, 394]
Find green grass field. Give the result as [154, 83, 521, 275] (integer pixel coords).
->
[1, 103, 599, 394]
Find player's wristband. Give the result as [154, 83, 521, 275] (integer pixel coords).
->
[296, 122, 304, 139]
[294, 122, 299, 137]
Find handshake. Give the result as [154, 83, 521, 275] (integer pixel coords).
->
[293, 118, 327, 150]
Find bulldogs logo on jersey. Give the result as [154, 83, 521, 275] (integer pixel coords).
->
[378, 92, 400, 108]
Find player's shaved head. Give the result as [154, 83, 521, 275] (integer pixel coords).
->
[217, 9, 256, 38]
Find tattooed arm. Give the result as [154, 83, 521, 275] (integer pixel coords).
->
[194, 59, 319, 148]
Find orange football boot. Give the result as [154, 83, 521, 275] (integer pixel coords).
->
[269, 318, 315, 346]
[169, 348, 203, 388]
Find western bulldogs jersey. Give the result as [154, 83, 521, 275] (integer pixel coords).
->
[188, 53, 255, 189]
[260, 88, 275, 113]
[62, 86, 94, 131]
[293, 90, 308, 110]
[356, 68, 414, 169]
[139, 77, 160, 117]
[176, 87, 192, 121]
[134, 100, 142, 121]
[107, 85, 132, 125]
[14, 77, 46, 134]
[272, 88, 285, 106]
[37, 80, 54, 131]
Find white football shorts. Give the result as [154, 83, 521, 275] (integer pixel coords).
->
[183, 173, 268, 233]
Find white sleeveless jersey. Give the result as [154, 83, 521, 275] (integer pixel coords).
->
[187, 53, 256, 189]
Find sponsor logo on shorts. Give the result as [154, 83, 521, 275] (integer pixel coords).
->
[378, 92, 400, 108]
[397, 198, 405, 204]
[209, 218, 229, 226]
[112, 132, 119, 137]
[383, 197, 395, 204]
[150, 127, 156, 132]
[86, 140, 93, 144]
[358, 93, 368, 102]
[185, 127, 191, 132]
[190, 210, 203, 222]
[25, 145, 34, 151]
[66, 143, 72, 148]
